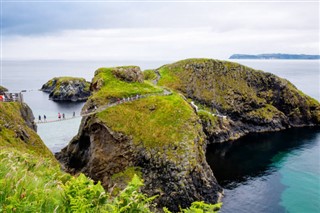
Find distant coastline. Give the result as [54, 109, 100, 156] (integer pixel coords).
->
[229, 53, 320, 60]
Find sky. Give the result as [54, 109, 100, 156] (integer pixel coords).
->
[1, 0, 319, 61]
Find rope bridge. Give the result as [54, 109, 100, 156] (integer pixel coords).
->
[35, 90, 172, 125]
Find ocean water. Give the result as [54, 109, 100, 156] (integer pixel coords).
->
[1, 59, 319, 212]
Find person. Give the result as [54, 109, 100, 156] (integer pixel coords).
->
[58, 112, 61, 120]
[38, 115, 41, 122]
[63, 113, 65, 119]
[73, 111, 75, 117]
[44, 115, 47, 122]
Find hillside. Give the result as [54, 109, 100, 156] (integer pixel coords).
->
[157, 58, 320, 142]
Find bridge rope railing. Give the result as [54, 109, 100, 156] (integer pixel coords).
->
[35, 90, 172, 124]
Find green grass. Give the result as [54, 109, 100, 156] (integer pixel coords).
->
[0, 148, 69, 212]
[198, 110, 219, 126]
[90, 67, 163, 106]
[143, 69, 157, 81]
[98, 94, 198, 149]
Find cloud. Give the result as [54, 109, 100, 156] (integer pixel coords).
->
[3, 27, 319, 61]
[1, 1, 319, 60]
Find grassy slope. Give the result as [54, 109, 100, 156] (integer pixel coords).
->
[87, 66, 202, 164]
[157, 58, 320, 123]
[0, 102, 54, 159]
[90, 67, 163, 106]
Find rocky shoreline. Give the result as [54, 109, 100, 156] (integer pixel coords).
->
[41, 77, 91, 102]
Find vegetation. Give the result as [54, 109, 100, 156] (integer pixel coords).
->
[0, 102, 54, 159]
[0, 85, 8, 94]
[157, 58, 320, 124]
[89, 67, 163, 106]
[97, 93, 202, 165]
[0, 148, 220, 213]
[143, 69, 158, 81]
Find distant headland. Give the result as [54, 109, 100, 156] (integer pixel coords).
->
[229, 53, 320, 60]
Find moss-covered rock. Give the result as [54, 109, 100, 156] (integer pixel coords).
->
[0, 85, 8, 95]
[56, 66, 223, 212]
[157, 58, 320, 142]
[0, 102, 55, 160]
[41, 77, 91, 102]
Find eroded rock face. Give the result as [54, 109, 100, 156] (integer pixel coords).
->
[41, 77, 91, 102]
[56, 115, 222, 212]
[157, 59, 320, 143]
[111, 66, 144, 83]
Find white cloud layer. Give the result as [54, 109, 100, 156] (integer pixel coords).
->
[3, 27, 319, 60]
[2, 1, 319, 60]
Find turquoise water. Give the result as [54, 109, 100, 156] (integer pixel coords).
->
[207, 128, 320, 213]
[278, 133, 320, 212]
[2, 59, 319, 212]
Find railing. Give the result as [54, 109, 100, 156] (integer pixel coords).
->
[0, 92, 24, 103]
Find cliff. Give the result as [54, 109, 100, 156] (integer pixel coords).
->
[0, 101, 54, 158]
[56, 66, 223, 211]
[41, 77, 91, 101]
[157, 58, 320, 142]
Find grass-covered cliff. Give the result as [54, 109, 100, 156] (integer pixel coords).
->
[41, 77, 91, 101]
[1, 101, 217, 212]
[157, 58, 320, 142]
[57, 66, 223, 211]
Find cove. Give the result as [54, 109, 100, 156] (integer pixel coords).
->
[206, 127, 320, 213]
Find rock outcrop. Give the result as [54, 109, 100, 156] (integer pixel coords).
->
[0, 101, 53, 158]
[157, 58, 320, 143]
[0, 85, 8, 95]
[56, 66, 223, 212]
[41, 77, 91, 102]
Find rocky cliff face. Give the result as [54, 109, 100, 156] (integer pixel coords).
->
[157, 59, 320, 142]
[56, 66, 223, 211]
[0, 101, 53, 159]
[41, 77, 91, 102]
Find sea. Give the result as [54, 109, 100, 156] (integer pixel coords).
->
[1, 59, 319, 213]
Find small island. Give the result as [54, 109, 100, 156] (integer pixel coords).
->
[229, 53, 320, 60]
[41, 77, 91, 102]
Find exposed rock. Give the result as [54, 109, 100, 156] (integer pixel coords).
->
[112, 66, 144, 83]
[19, 103, 37, 132]
[157, 58, 320, 143]
[41, 77, 91, 102]
[56, 66, 223, 212]
[0, 101, 53, 159]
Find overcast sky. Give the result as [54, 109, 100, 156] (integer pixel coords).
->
[1, 0, 319, 61]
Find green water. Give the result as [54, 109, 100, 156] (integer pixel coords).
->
[207, 128, 320, 213]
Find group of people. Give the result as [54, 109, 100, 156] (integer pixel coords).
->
[117, 94, 141, 104]
[38, 111, 76, 122]
[38, 115, 47, 122]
